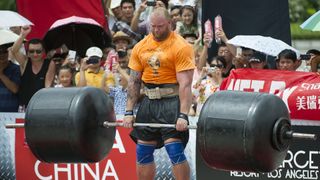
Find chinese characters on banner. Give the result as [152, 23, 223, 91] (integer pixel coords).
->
[220, 69, 320, 121]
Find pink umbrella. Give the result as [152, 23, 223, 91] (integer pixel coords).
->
[43, 16, 111, 57]
[49, 16, 101, 29]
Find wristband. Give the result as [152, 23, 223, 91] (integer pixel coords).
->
[124, 110, 134, 116]
[178, 112, 189, 122]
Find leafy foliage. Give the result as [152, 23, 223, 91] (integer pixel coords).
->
[0, 0, 16, 11]
[291, 23, 320, 39]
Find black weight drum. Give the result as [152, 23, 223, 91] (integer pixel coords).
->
[25, 87, 116, 163]
[197, 91, 290, 172]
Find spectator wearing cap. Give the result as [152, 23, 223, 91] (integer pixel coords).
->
[276, 49, 301, 71]
[106, 0, 123, 32]
[112, 31, 132, 51]
[0, 43, 21, 112]
[75, 47, 115, 89]
[249, 51, 268, 69]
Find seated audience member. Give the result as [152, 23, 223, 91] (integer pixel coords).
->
[54, 65, 74, 88]
[249, 51, 268, 69]
[112, 31, 132, 51]
[192, 56, 225, 115]
[0, 43, 21, 112]
[75, 47, 115, 89]
[276, 49, 301, 71]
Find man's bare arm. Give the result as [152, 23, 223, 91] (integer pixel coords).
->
[126, 70, 142, 111]
[12, 26, 31, 71]
[176, 69, 194, 115]
[45, 60, 56, 87]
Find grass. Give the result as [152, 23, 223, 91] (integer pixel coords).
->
[291, 23, 320, 39]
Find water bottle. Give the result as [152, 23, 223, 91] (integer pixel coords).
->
[214, 15, 222, 44]
[204, 19, 213, 48]
[105, 50, 119, 86]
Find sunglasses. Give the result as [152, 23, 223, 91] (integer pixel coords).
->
[210, 64, 223, 68]
[28, 49, 43, 54]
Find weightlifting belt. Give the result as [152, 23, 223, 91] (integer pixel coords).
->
[144, 85, 179, 99]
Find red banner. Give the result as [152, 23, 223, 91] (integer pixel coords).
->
[220, 69, 320, 121]
[15, 119, 137, 180]
[16, 0, 106, 39]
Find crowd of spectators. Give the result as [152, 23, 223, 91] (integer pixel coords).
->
[1, 0, 320, 115]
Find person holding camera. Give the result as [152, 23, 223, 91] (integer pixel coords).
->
[75, 47, 115, 89]
[130, 0, 168, 37]
[192, 56, 225, 115]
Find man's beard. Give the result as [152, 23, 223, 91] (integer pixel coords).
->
[153, 28, 170, 41]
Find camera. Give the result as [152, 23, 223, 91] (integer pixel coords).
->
[117, 50, 127, 58]
[146, 0, 156, 6]
[86, 56, 100, 64]
[300, 54, 312, 60]
[207, 67, 217, 73]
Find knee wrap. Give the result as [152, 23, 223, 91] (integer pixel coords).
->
[165, 141, 187, 165]
[136, 143, 155, 165]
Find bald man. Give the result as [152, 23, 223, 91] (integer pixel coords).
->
[123, 8, 195, 180]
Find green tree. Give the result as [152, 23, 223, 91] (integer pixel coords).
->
[289, 0, 319, 22]
[0, 0, 16, 11]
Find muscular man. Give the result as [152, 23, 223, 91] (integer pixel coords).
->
[123, 8, 195, 180]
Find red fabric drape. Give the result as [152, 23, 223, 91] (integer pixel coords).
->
[16, 0, 107, 39]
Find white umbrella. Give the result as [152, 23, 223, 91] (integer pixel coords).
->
[0, 10, 34, 27]
[227, 35, 300, 57]
[0, 29, 19, 46]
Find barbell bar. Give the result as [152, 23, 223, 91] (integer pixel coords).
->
[5, 87, 318, 173]
[6, 122, 316, 140]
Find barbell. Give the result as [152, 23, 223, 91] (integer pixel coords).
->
[5, 87, 316, 173]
